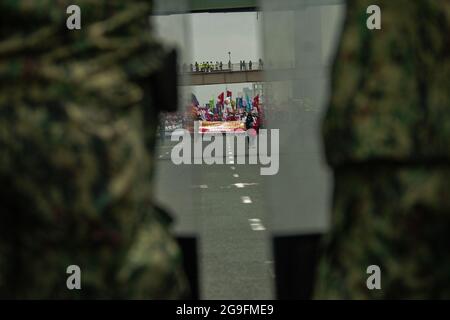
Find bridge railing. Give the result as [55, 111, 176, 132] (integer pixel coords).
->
[179, 62, 264, 74]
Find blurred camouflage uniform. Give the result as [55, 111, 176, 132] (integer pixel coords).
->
[316, 0, 450, 299]
[0, 1, 188, 298]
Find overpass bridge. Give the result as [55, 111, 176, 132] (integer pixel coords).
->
[188, 69, 263, 86]
[179, 62, 298, 86]
[181, 62, 264, 85]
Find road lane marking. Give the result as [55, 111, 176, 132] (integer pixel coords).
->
[265, 261, 275, 278]
[191, 184, 209, 189]
[252, 225, 266, 231]
[248, 218, 266, 231]
[233, 182, 258, 188]
[241, 196, 252, 203]
[233, 174, 239, 178]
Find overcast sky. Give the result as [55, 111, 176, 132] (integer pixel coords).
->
[154, 12, 262, 105]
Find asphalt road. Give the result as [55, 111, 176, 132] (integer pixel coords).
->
[154, 136, 274, 299]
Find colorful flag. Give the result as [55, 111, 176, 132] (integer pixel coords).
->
[218, 92, 224, 105]
[245, 94, 252, 112]
[253, 94, 260, 112]
[209, 97, 215, 111]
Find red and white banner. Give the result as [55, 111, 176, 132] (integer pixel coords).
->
[198, 121, 245, 133]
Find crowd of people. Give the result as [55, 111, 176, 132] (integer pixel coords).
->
[193, 105, 259, 124]
[158, 91, 263, 140]
[191, 92, 262, 132]
[181, 59, 263, 73]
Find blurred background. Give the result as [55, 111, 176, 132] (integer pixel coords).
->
[151, 0, 345, 299]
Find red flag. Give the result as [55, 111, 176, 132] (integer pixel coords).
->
[218, 92, 224, 105]
[253, 94, 260, 109]
[226, 90, 232, 98]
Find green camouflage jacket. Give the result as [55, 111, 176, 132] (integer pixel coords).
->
[323, 0, 450, 167]
[0, 0, 187, 299]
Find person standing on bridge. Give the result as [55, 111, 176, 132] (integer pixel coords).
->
[249, 60, 252, 70]
[219, 61, 223, 70]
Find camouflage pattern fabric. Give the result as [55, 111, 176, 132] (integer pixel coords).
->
[316, 167, 450, 299]
[316, 0, 450, 299]
[0, 1, 188, 299]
